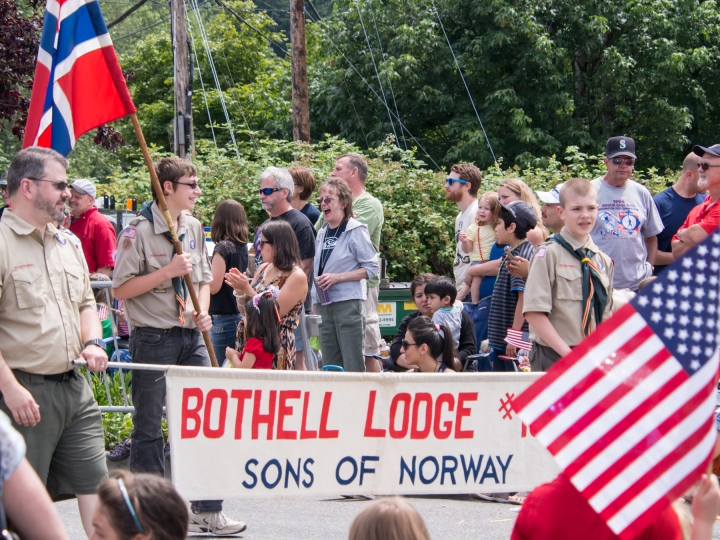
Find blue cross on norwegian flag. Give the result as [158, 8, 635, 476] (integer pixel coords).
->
[513, 231, 720, 539]
[23, 0, 136, 156]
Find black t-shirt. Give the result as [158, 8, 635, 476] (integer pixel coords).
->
[300, 203, 321, 226]
[254, 209, 316, 267]
[209, 240, 248, 315]
[318, 222, 347, 276]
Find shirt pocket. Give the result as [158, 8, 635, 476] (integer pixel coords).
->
[64, 264, 86, 303]
[148, 258, 173, 290]
[556, 265, 583, 301]
[12, 266, 46, 309]
[190, 250, 204, 283]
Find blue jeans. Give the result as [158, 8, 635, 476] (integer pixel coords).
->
[210, 313, 243, 364]
[129, 326, 222, 513]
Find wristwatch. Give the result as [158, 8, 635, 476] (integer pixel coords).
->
[84, 339, 106, 350]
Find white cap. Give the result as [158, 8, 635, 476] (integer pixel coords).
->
[535, 183, 564, 205]
[70, 179, 96, 198]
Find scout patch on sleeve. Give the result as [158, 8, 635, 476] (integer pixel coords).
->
[535, 247, 546, 258]
[123, 228, 136, 239]
[122, 238, 132, 250]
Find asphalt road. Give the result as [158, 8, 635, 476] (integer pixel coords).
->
[55, 495, 720, 540]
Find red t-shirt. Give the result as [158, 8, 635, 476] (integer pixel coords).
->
[672, 195, 720, 241]
[512, 474, 682, 540]
[241, 337, 274, 369]
[69, 207, 117, 272]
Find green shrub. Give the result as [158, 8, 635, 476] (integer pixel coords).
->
[98, 138, 679, 282]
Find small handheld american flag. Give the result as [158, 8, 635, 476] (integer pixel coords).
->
[505, 328, 532, 351]
[513, 231, 720, 539]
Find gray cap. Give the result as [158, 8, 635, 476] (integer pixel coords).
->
[0, 173, 6, 187]
[70, 179, 96, 198]
[693, 144, 720, 158]
[500, 200, 538, 230]
[535, 183, 565, 205]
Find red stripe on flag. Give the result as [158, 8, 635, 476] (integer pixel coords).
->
[563, 366, 686, 478]
[546, 347, 671, 455]
[530, 326, 656, 436]
[512, 304, 637, 413]
[580, 383, 711, 500]
[23, 62, 51, 148]
[615, 459, 712, 540]
[597, 417, 714, 524]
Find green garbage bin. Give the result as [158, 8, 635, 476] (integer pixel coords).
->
[377, 283, 417, 337]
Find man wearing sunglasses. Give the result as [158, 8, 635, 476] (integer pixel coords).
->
[0, 147, 108, 537]
[445, 164, 481, 295]
[671, 144, 720, 259]
[590, 136, 664, 291]
[68, 179, 116, 276]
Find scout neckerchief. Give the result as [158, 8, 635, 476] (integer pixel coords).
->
[139, 201, 189, 324]
[548, 233, 608, 337]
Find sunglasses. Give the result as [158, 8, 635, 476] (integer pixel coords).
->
[259, 187, 281, 196]
[698, 162, 720, 171]
[401, 339, 418, 349]
[611, 157, 635, 166]
[445, 177, 469, 186]
[176, 181, 200, 189]
[317, 197, 335, 205]
[258, 238, 273, 249]
[28, 177, 70, 191]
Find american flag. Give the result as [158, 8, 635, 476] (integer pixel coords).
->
[23, 0, 136, 156]
[505, 328, 532, 351]
[513, 232, 720, 539]
[97, 303, 108, 321]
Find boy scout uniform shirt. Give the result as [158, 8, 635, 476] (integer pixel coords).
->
[112, 202, 212, 329]
[0, 211, 96, 374]
[523, 228, 614, 348]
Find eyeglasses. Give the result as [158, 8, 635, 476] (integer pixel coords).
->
[445, 177, 469, 186]
[317, 197, 335, 205]
[401, 339, 418, 349]
[258, 238, 273, 249]
[28, 177, 70, 191]
[259, 187, 281, 196]
[698, 162, 720, 171]
[611, 157, 635, 166]
[176, 181, 200, 189]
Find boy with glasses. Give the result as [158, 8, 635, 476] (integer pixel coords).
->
[590, 136, 664, 291]
[445, 164, 481, 294]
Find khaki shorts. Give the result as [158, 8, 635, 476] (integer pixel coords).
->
[0, 370, 107, 499]
[364, 285, 381, 356]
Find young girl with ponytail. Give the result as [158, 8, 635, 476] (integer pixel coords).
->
[400, 316, 462, 373]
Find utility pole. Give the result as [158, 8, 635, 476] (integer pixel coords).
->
[171, 0, 193, 157]
[290, 0, 310, 143]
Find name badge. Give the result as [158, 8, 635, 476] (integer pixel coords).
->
[153, 288, 166, 294]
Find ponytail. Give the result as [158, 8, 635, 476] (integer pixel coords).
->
[407, 317, 461, 372]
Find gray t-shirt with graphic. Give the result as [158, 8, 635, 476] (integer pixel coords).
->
[591, 177, 664, 291]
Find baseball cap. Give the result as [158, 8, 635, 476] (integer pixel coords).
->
[70, 179, 96, 198]
[693, 144, 720, 158]
[0, 173, 6, 187]
[606, 136, 637, 159]
[535, 182, 565, 205]
[500, 200, 537, 230]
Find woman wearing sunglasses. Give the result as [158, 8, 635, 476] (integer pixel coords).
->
[400, 316, 462, 373]
[314, 177, 379, 372]
[91, 471, 187, 540]
[225, 220, 308, 370]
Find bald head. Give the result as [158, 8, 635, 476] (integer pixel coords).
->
[682, 152, 701, 173]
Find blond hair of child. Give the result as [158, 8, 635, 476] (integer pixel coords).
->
[458, 192, 499, 303]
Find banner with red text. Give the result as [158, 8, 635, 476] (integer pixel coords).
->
[166, 368, 559, 500]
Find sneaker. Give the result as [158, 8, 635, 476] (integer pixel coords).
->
[188, 512, 246, 535]
[107, 439, 131, 462]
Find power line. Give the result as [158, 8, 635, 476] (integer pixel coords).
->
[114, 14, 170, 41]
[430, 0, 496, 163]
[212, 0, 287, 55]
[305, 8, 440, 170]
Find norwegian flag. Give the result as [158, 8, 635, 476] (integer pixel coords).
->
[23, 0, 136, 156]
[513, 232, 720, 539]
[505, 328, 532, 351]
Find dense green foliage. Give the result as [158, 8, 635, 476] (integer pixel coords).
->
[101, 137, 678, 281]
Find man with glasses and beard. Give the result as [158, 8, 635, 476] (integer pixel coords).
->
[590, 136, 664, 291]
[445, 164, 481, 296]
[671, 144, 720, 258]
[0, 147, 108, 537]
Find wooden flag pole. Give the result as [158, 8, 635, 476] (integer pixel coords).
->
[129, 113, 219, 367]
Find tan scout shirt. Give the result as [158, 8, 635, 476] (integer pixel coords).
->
[523, 229, 614, 348]
[0, 211, 96, 374]
[112, 202, 211, 329]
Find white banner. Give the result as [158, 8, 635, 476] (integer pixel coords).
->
[166, 368, 559, 500]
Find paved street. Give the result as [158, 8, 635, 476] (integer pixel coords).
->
[55, 494, 720, 539]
